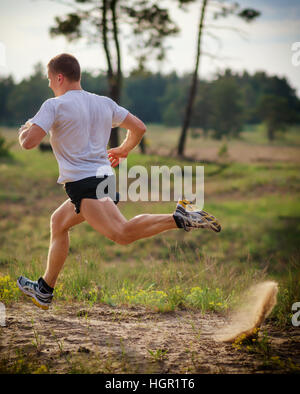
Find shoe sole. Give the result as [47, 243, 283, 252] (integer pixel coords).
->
[176, 202, 221, 233]
[198, 211, 221, 233]
[31, 297, 49, 310]
[17, 279, 50, 310]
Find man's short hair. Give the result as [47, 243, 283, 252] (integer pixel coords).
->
[47, 53, 81, 82]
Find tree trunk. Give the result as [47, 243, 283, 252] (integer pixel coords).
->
[102, 0, 121, 148]
[177, 0, 208, 157]
[102, 0, 113, 79]
[109, 81, 121, 148]
[139, 136, 146, 154]
[109, 0, 123, 148]
[267, 124, 275, 141]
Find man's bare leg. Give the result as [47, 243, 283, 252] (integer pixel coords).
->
[44, 198, 176, 288]
[17, 197, 220, 309]
[43, 199, 85, 288]
[80, 198, 177, 245]
[43, 198, 176, 289]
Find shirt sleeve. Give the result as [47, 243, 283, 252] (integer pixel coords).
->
[108, 98, 129, 128]
[28, 99, 56, 134]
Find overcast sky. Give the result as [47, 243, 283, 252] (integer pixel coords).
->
[0, 0, 299, 96]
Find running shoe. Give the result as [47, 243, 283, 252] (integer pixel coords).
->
[173, 199, 221, 233]
[17, 276, 53, 310]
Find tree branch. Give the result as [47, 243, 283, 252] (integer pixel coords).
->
[111, 0, 122, 83]
[204, 30, 223, 51]
[102, 0, 114, 78]
[206, 23, 249, 40]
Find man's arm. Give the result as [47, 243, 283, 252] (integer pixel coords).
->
[18, 123, 47, 150]
[108, 113, 146, 167]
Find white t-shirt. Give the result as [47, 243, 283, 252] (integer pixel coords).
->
[29, 89, 129, 184]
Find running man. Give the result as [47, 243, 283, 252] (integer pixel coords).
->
[17, 53, 221, 310]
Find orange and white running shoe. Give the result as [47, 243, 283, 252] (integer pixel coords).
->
[173, 199, 221, 233]
[17, 276, 53, 310]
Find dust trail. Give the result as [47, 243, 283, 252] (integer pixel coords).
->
[214, 281, 278, 343]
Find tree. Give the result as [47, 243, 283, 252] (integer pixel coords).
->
[6, 63, 51, 125]
[177, 0, 208, 156]
[0, 76, 15, 126]
[49, 0, 187, 148]
[209, 70, 244, 139]
[124, 69, 168, 153]
[257, 95, 293, 141]
[160, 73, 189, 127]
[80, 70, 108, 96]
[191, 80, 213, 136]
[125, 71, 167, 124]
[177, 0, 260, 156]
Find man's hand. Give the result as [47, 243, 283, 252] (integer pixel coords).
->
[18, 121, 32, 135]
[107, 113, 146, 167]
[108, 146, 129, 168]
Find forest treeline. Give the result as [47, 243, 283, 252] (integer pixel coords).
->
[1, 64, 299, 140]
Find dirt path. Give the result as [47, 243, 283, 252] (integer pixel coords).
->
[1, 300, 299, 374]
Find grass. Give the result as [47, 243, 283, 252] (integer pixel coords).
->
[147, 348, 169, 362]
[0, 125, 299, 328]
[231, 328, 300, 373]
[240, 123, 300, 146]
[0, 349, 49, 374]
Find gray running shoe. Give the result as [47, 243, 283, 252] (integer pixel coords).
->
[17, 276, 53, 310]
[173, 199, 221, 233]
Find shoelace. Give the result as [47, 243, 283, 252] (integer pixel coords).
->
[25, 280, 38, 291]
[25, 280, 53, 299]
[186, 212, 208, 227]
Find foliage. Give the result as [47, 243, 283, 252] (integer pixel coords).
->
[0, 275, 20, 301]
[1, 127, 300, 325]
[48, 0, 189, 147]
[209, 71, 244, 138]
[257, 94, 295, 141]
[0, 76, 15, 126]
[185, 286, 229, 312]
[0, 67, 299, 140]
[0, 133, 13, 159]
[124, 72, 168, 123]
[5, 63, 51, 125]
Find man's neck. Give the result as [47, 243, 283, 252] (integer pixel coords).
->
[57, 85, 82, 96]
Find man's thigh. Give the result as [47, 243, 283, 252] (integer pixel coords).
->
[51, 199, 85, 231]
[80, 198, 126, 241]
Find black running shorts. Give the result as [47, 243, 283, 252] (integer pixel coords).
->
[64, 175, 120, 214]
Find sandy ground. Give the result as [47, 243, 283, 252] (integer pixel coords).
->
[1, 300, 299, 374]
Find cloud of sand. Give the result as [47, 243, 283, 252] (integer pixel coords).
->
[214, 281, 278, 343]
